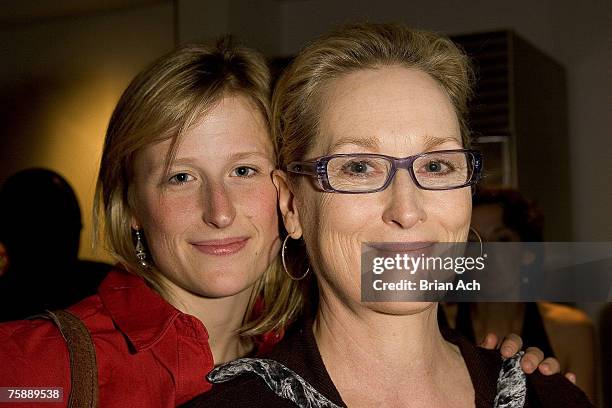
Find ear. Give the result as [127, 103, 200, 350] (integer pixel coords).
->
[130, 213, 141, 231]
[272, 169, 303, 239]
[128, 186, 142, 231]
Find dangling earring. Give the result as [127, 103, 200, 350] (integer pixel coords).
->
[469, 226, 483, 258]
[281, 235, 310, 281]
[134, 229, 149, 269]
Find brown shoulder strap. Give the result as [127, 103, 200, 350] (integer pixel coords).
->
[40, 310, 99, 408]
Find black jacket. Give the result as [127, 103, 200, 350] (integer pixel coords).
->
[183, 317, 593, 407]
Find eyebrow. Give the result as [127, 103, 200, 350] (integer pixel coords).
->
[157, 151, 271, 169]
[327, 135, 461, 154]
[328, 136, 380, 153]
[421, 135, 462, 151]
[226, 151, 272, 161]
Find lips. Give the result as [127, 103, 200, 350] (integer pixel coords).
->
[191, 237, 249, 256]
[366, 242, 436, 252]
[364, 242, 438, 259]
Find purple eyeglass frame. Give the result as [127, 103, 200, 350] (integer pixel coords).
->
[287, 149, 483, 194]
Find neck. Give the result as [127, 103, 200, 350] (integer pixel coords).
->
[313, 287, 463, 386]
[158, 275, 254, 365]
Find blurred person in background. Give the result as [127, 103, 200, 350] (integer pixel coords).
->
[441, 187, 596, 402]
[0, 168, 110, 321]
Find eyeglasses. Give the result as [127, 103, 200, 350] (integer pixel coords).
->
[287, 149, 482, 194]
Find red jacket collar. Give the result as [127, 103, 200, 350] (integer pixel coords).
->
[98, 266, 189, 352]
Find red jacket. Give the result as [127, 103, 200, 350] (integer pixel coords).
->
[0, 267, 214, 407]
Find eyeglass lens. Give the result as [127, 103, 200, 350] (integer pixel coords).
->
[326, 151, 474, 192]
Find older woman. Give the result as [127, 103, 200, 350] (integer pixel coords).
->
[185, 24, 593, 407]
[0, 39, 302, 407]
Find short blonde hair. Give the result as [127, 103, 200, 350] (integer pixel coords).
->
[273, 23, 474, 170]
[95, 38, 301, 336]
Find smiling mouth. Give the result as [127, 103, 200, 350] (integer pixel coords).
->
[364, 242, 438, 258]
[192, 237, 249, 256]
[365, 242, 436, 252]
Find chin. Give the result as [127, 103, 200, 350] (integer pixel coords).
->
[191, 269, 260, 299]
[196, 281, 256, 299]
[364, 301, 436, 316]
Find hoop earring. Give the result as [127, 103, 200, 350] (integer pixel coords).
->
[281, 235, 310, 281]
[134, 229, 149, 269]
[469, 226, 483, 258]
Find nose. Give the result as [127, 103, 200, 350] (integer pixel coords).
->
[202, 182, 236, 229]
[381, 169, 427, 229]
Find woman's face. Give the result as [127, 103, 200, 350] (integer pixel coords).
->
[132, 95, 280, 298]
[279, 66, 472, 311]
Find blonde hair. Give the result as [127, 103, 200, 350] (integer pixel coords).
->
[273, 22, 474, 171]
[94, 38, 301, 336]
